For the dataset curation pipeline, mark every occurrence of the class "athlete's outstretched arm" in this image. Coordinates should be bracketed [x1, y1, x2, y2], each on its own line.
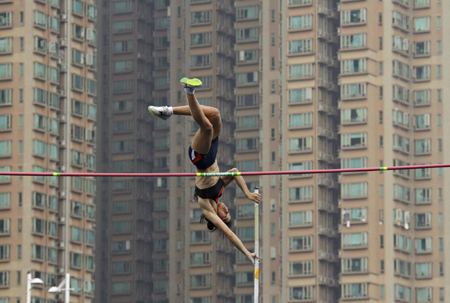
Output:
[199, 199, 257, 264]
[221, 168, 261, 203]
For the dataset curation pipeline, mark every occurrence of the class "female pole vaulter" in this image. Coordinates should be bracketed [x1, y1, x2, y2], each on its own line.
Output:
[149, 77, 261, 264]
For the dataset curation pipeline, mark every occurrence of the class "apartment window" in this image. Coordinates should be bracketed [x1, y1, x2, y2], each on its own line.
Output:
[341, 108, 367, 124]
[191, 32, 211, 46]
[288, 63, 313, 79]
[236, 138, 259, 152]
[341, 158, 367, 169]
[341, 9, 367, 25]
[0, 141, 12, 157]
[437, 65, 442, 79]
[394, 234, 411, 251]
[289, 235, 313, 251]
[437, 41, 441, 55]
[288, 186, 313, 203]
[394, 285, 411, 301]
[414, 0, 430, 7]
[112, 282, 131, 295]
[289, 260, 313, 276]
[113, 1, 132, 13]
[236, 227, 254, 240]
[113, 20, 132, 33]
[342, 258, 368, 273]
[414, 114, 430, 130]
[439, 237, 443, 251]
[287, 286, 315, 302]
[416, 288, 432, 302]
[288, 15, 313, 30]
[289, 162, 313, 176]
[237, 72, 258, 86]
[416, 262, 432, 278]
[190, 230, 211, 243]
[288, 0, 313, 5]
[190, 252, 210, 266]
[191, 54, 211, 68]
[288, 88, 312, 103]
[341, 34, 367, 49]
[393, 85, 410, 103]
[0, 63, 13, 79]
[378, 13, 382, 25]
[414, 17, 430, 32]
[0, 38, 12, 54]
[114, 40, 133, 53]
[191, 10, 211, 24]
[393, 184, 411, 202]
[342, 283, 368, 298]
[341, 58, 367, 74]
[440, 288, 444, 302]
[379, 37, 383, 50]
[392, 11, 410, 30]
[342, 208, 368, 223]
[393, 60, 410, 78]
[289, 211, 313, 227]
[392, 36, 409, 54]
[341, 83, 366, 99]
[414, 139, 431, 155]
[236, 160, 259, 172]
[438, 139, 442, 152]
[288, 113, 313, 128]
[342, 183, 367, 198]
[415, 213, 432, 228]
[436, 16, 441, 30]
[341, 133, 367, 149]
[288, 39, 313, 54]
[413, 41, 430, 57]
[112, 221, 132, 234]
[236, 6, 258, 20]
[415, 238, 432, 253]
[392, 134, 410, 153]
[236, 28, 259, 42]
[288, 137, 312, 152]
[236, 116, 259, 130]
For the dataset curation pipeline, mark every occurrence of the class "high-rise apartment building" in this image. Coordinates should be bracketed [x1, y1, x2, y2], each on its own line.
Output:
[0, 0, 97, 302]
[338, 0, 449, 302]
[97, 0, 449, 303]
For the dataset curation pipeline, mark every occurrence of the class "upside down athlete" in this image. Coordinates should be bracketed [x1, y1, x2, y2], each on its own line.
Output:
[149, 78, 261, 264]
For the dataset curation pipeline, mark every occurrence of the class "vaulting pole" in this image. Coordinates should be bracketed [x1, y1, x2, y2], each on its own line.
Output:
[254, 187, 259, 303]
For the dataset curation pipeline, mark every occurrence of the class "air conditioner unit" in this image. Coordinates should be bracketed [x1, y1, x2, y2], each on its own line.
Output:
[59, 140, 66, 147]
[60, 38, 66, 46]
[60, 14, 67, 20]
[60, 115, 66, 122]
[59, 191, 66, 198]
[57, 242, 65, 249]
[58, 217, 65, 223]
[59, 166, 66, 172]
[59, 89, 65, 96]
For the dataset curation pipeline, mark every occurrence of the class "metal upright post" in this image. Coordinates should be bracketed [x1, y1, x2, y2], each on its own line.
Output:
[254, 187, 259, 303]
[26, 272, 31, 303]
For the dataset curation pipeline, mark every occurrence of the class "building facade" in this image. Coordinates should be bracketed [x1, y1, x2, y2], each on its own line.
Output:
[0, 0, 97, 302]
[97, 0, 450, 303]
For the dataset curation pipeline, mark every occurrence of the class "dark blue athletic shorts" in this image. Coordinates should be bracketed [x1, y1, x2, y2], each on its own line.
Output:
[188, 136, 219, 170]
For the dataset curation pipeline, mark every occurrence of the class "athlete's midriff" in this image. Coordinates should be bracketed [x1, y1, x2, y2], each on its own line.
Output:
[195, 160, 220, 189]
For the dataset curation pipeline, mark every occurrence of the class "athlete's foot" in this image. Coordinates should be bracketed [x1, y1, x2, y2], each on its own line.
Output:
[180, 77, 202, 94]
[148, 106, 171, 120]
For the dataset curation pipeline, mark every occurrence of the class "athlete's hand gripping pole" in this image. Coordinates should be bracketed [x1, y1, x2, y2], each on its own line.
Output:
[254, 187, 260, 303]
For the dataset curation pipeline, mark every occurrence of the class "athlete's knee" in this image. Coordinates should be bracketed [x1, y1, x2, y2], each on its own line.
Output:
[200, 119, 214, 131]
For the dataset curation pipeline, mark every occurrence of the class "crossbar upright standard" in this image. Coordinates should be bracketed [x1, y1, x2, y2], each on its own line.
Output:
[254, 187, 259, 303]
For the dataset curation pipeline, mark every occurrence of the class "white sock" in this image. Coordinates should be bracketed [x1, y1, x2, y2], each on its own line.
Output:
[167, 106, 173, 115]
[184, 87, 195, 95]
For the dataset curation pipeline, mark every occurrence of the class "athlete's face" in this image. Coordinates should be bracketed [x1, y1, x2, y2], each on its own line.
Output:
[217, 202, 231, 223]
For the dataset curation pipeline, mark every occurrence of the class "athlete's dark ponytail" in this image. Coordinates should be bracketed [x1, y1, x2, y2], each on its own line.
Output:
[200, 214, 232, 234]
